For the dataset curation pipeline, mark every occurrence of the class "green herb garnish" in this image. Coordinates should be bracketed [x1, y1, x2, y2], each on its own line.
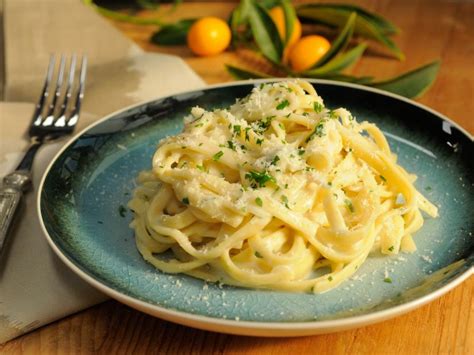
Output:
[380, 175, 387, 182]
[255, 197, 263, 207]
[244, 127, 251, 141]
[213, 151, 224, 161]
[276, 99, 290, 110]
[305, 120, 326, 142]
[388, 246, 394, 252]
[384, 277, 393, 284]
[255, 251, 263, 258]
[182, 197, 190, 205]
[245, 170, 276, 188]
[281, 195, 290, 209]
[227, 140, 236, 151]
[255, 116, 275, 133]
[271, 155, 280, 166]
[328, 110, 339, 119]
[344, 199, 355, 213]
[313, 102, 323, 113]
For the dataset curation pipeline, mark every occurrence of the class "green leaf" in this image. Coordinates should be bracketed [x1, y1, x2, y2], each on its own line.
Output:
[305, 43, 367, 75]
[229, 2, 253, 45]
[225, 64, 271, 80]
[280, 0, 297, 45]
[297, 5, 404, 60]
[370, 60, 440, 98]
[83, 0, 166, 26]
[298, 3, 399, 35]
[230, 1, 250, 30]
[245, 0, 283, 63]
[312, 12, 357, 69]
[258, 0, 281, 10]
[150, 19, 196, 45]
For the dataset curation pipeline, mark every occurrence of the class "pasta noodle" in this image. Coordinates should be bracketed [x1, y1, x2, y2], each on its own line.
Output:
[128, 80, 438, 293]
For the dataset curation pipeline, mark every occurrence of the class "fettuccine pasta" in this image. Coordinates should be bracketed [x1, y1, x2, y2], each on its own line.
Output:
[128, 80, 438, 293]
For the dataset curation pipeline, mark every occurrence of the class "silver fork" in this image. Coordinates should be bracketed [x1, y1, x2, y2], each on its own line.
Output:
[0, 54, 87, 258]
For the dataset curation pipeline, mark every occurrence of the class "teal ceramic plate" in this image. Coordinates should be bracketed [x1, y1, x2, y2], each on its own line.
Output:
[39, 80, 473, 336]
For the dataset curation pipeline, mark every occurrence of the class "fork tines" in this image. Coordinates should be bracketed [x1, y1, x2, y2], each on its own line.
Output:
[29, 54, 87, 136]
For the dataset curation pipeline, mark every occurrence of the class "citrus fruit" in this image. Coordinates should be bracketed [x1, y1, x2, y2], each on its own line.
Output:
[288, 35, 331, 72]
[269, 6, 302, 48]
[187, 17, 231, 56]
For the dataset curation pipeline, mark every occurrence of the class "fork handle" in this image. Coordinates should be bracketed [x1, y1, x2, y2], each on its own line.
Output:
[0, 171, 31, 257]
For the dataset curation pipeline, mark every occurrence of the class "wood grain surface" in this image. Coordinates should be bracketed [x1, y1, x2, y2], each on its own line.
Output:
[1, 0, 473, 353]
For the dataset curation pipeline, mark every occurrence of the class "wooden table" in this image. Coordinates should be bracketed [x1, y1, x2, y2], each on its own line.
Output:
[2, 0, 473, 353]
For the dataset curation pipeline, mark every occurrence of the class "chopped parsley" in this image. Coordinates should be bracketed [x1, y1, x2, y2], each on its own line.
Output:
[255, 251, 263, 258]
[388, 246, 394, 252]
[276, 99, 290, 110]
[245, 127, 251, 141]
[344, 199, 355, 213]
[182, 197, 190, 205]
[270, 155, 280, 166]
[328, 110, 339, 119]
[213, 151, 224, 161]
[384, 277, 393, 284]
[313, 102, 323, 113]
[297, 148, 305, 156]
[245, 170, 276, 188]
[305, 120, 326, 142]
[254, 116, 275, 134]
[281, 195, 290, 209]
[196, 164, 205, 172]
[278, 123, 285, 130]
[226, 140, 236, 151]
[255, 197, 263, 207]
[118, 205, 127, 217]
[256, 138, 264, 145]
[379, 175, 387, 182]
[328, 276, 333, 282]
[233, 125, 241, 135]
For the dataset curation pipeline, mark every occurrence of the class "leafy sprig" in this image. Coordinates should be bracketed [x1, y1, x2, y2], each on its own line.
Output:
[226, 0, 440, 99]
[87, 0, 440, 99]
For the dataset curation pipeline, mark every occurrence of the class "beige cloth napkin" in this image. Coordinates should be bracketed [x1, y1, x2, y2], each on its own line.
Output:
[0, 0, 205, 343]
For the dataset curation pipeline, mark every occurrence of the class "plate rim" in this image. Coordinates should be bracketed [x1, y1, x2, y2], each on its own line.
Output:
[37, 78, 474, 336]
